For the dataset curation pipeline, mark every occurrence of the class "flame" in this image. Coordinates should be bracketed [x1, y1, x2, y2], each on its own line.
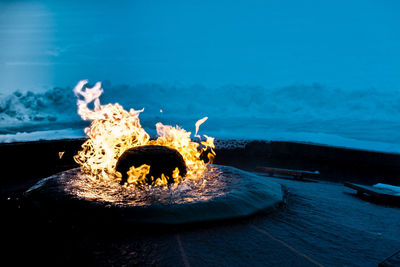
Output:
[126, 164, 151, 186]
[194, 116, 208, 139]
[73, 80, 215, 188]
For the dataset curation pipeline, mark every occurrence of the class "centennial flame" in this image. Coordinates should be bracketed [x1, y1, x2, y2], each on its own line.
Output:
[73, 80, 215, 188]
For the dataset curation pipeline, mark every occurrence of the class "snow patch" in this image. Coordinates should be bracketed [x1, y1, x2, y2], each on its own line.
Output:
[0, 129, 84, 143]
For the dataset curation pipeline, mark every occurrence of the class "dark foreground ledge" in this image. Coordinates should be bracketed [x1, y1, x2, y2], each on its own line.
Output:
[1, 139, 400, 266]
[1, 139, 400, 193]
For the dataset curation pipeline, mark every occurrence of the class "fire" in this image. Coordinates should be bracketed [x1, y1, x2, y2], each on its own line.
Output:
[73, 80, 215, 188]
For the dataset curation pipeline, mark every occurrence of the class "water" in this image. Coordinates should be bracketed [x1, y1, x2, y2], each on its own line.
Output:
[25, 165, 283, 224]
[62, 166, 228, 206]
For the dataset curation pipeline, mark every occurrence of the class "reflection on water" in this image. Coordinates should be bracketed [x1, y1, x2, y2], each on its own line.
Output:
[61, 165, 235, 206]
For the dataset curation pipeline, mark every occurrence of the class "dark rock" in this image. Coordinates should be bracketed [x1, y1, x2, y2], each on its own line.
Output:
[116, 145, 187, 185]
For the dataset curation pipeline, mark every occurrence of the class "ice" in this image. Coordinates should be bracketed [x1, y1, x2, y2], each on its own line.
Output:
[373, 183, 400, 196]
[0, 128, 84, 143]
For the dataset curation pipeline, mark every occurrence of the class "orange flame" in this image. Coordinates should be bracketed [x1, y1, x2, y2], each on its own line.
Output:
[73, 80, 215, 188]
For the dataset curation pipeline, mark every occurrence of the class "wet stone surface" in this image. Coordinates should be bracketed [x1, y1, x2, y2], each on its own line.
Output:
[24, 165, 283, 224]
[3, 169, 400, 266]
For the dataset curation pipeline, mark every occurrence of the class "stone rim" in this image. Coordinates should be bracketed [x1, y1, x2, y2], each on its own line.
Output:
[24, 165, 283, 224]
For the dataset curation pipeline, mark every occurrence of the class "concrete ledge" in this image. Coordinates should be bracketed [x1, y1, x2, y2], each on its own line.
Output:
[1, 139, 400, 192]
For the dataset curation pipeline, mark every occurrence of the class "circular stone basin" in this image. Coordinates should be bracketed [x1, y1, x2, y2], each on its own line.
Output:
[24, 165, 283, 224]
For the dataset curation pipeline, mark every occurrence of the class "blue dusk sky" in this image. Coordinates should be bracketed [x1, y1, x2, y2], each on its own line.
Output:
[0, 0, 399, 92]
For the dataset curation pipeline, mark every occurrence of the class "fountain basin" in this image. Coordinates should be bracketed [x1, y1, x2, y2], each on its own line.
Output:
[24, 165, 283, 224]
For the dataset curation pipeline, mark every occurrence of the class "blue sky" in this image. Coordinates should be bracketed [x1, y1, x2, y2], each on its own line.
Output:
[0, 0, 400, 92]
